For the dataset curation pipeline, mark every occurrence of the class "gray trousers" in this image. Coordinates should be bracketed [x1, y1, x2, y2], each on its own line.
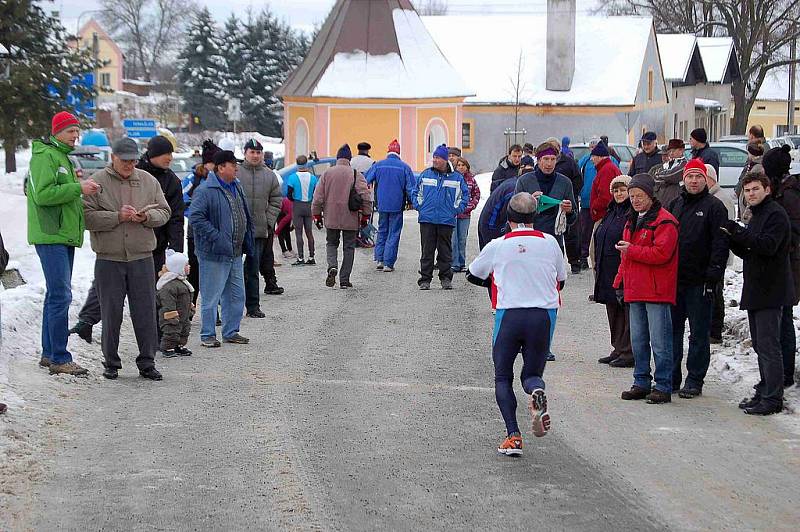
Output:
[326, 229, 357, 283]
[292, 201, 315, 259]
[95, 257, 158, 371]
[747, 308, 784, 407]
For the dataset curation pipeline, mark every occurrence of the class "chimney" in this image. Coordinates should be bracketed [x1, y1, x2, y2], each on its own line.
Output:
[546, 0, 576, 91]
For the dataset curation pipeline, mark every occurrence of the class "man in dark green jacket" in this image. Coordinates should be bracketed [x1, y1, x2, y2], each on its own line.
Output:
[27, 111, 100, 376]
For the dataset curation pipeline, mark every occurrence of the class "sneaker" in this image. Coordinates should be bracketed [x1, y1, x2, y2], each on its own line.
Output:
[305, 257, 316, 265]
[546, 352, 556, 362]
[176, 346, 193, 356]
[744, 401, 782, 416]
[39, 357, 51, 368]
[139, 367, 163, 381]
[69, 320, 93, 344]
[609, 357, 634, 368]
[223, 333, 250, 344]
[376, 262, 384, 270]
[621, 386, 649, 400]
[292, 259, 306, 266]
[441, 279, 453, 290]
[383, 266, 395, 273]
[264, 285, 284, 295]
[497, 433, 523, 456]
[738, 396, 760, 410]
[247, 309, 266, 318]
[102, 367, 118, 379]
[201, 337, 222, 348]
[162, 349, 180, 358]
[340, 281, 353, 289]
[645, 390, 671, 404]
[678, 386, 702, 399]
[419, 282, 431, 290]
[325, 267, 338, 287]
[529, 389, 551, 437]
[49, 361, 89, 376]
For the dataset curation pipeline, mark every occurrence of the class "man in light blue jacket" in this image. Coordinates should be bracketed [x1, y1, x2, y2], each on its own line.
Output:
[365, 139, 416, 272]
[411, 144, 469, 290]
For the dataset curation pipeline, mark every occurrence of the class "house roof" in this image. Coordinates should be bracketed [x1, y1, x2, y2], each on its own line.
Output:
[277, 0, 472, 99]
[656, 34, 706, 83]
[697, 37, 739, 84]
[757, 66, 798, 101]
[77, 19, 124, 61]
[421, 15, 656, 106]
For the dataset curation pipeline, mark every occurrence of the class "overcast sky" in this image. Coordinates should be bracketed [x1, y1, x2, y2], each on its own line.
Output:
[48, 0, 600, 33]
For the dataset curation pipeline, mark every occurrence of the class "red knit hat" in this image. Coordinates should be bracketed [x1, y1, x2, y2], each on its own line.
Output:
[387, 139, 400, 155]
[51, 111, 80, 135]
[683, 158, 707, 178]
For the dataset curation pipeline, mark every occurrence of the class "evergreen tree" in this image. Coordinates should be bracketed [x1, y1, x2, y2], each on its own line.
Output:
[241, 10, 282, 136]
[220, 13, 248, 120]
[0, 0, 102, 173]
[177, 7, 227, 131]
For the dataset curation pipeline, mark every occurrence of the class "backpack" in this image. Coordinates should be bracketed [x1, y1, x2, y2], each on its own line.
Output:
[348, 170, 363, 212]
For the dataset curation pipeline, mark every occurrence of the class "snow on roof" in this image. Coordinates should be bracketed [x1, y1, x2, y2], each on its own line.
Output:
[695, 97, 723, 109]
[757, 67, 798, 101]
[422, 15, 654, 106]
[122, 79, 155, 86]
[311, 9, 472, 98]
[0, 44, 8, 55]
[697, 37, 734, 83]
[656, 34, 697, 82]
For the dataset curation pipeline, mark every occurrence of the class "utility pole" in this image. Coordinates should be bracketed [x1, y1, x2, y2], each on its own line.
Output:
[789, 25, 797, 134]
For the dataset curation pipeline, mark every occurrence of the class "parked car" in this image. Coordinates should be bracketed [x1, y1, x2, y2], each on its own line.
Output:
[277, 157, 338, 184]
[684, 142, 749, 188]
[570, 143, 636, 174]
[169, 154, 201, 180]
[718, 135, 749, 144]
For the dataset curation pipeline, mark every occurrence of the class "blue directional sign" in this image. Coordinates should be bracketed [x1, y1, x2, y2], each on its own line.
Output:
[123, 118, 157, 139]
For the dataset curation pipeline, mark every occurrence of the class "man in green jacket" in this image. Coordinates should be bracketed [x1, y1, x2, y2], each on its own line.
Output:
[27, 111, 100, 376]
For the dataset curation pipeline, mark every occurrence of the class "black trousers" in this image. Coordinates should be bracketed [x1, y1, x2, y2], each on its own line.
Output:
[187, 238, 200, 304]
[747, 308, 784, 407]
[781, 305, 797, 383]
[605, 302, 632, 361]
[564, 224, 581, 266]
[244, 238, 266, 312]
[711, 280, 724, 339]
[258, 229, 278, 287]
[419, 223, 454, 285]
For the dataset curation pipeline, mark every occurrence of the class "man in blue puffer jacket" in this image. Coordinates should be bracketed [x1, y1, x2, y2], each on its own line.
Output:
[188, 150, 254, 348]
[365, 139, 416, 272]
[411, 144, 469, 290]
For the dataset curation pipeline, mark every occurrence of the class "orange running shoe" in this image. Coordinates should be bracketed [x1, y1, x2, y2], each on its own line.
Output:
[497, 433, 523, 456]
[529, 388, 551, 437]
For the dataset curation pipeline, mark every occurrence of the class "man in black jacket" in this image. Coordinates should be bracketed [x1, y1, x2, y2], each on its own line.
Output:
[490, 144, 522, 192]
[724, 169, 795, 415]
[690, 128, 720, 175]
[763, 145, 800, 387]
[667, 159, 729, 398]
[628, 131, 662, 176]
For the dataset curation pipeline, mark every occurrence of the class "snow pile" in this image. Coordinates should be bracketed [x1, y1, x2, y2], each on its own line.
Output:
[213, 132, 285, 160]
[423, 15, 653, 106]
[0, 147, 32, 193]
[696, 37, 735, 84]
[313, 9, 472, 99]
[656, 34, 697, 82]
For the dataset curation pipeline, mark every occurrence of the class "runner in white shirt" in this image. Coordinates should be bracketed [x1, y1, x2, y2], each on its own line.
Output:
[467, 192, 567, 456]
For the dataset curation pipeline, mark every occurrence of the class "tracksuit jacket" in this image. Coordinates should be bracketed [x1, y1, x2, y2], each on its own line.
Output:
[411, 166, 469, 226]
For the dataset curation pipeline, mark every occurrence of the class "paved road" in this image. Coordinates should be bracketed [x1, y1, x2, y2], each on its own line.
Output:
[17, 213, 800, 530]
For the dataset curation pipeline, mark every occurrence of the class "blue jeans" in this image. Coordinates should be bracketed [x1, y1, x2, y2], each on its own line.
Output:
[374, 211, 403, 268]
[451, 217, 471, 270]
[671, 285, 712, 389]
[629, 302, 673, 393]
[35, 244, 75, 364]
[198, 257, 245, 340]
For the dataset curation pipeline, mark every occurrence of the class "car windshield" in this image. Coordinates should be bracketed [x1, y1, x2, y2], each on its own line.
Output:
[718, 147, 748, 167]
[789, 137, 800, 149]
[571, 146, 590, 160]
[74, 155, 106, 169]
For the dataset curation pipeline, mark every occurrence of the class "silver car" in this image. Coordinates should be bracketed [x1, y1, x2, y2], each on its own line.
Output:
[684, 142, 749, 189]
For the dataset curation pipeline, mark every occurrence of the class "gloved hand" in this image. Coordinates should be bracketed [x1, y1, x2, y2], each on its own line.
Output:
[360, 214, 369, 228]
[313, 215, 323, 230]
[720, 219, 742, 236]
[615, 288, 625, 306]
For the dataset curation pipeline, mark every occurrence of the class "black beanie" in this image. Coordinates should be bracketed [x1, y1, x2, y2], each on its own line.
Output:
[690, 128, 708, 144]
[628, 173, 656, 199]
[762, 145, 792, 179]
[336, 144, 352, 160]
[147, 135, 174, 158]
[201, 139, 221, 164]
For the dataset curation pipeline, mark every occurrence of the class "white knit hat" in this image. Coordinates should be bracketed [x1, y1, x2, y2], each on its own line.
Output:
[165, 249, 189, 275]
[705, 164, 718, 183]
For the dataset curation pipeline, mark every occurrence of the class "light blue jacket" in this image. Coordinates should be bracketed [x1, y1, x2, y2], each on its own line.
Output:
[285, 169, 318, 202]
[578, 153, 619, 207]
[411, 167, 469, 227]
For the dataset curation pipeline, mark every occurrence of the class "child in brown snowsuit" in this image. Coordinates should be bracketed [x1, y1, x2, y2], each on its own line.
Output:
[157, 250, 194, 357]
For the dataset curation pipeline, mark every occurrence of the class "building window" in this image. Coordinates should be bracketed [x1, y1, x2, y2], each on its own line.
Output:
[295, 119, 309, 158]
[101, 72, 111, 87]
[461, 122, 472, 150]
[647, 69, 654, 102]
[426, 121, 447, 159]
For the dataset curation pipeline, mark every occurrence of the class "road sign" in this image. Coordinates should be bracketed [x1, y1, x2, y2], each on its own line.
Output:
[227, 98, 241, 122]
[123, 118, 157, 139]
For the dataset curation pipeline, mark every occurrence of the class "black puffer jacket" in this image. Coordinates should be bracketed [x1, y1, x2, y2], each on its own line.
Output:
[490, 156, 520, 192]
[137, 156, 185, 253]
[667, 187, 729, 286]
[772, 173, 800, 304]
[628, 150, 662, 176]
[728, 195, 795, 310]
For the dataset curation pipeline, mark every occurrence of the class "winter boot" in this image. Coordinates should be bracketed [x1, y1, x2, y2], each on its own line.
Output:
[621, 386, 649, 400]
[69, 320, 93, 344]
[49, 361, 89, 377]
[645, 390, 672, 404]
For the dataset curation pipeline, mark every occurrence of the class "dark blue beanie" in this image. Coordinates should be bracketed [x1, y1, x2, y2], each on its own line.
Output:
[591, 142, 610, 157]
[336, 144, 352, 160]
[433, 144, 449, 160]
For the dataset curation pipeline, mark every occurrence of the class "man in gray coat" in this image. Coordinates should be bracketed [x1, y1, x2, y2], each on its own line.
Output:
[239, 138, 283, 317]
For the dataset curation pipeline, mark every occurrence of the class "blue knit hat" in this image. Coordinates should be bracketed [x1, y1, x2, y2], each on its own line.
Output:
[561, 136, 570, 147]
[591, 142, 610, 157]
[336, 144, 352, 160]
[433, 144, 449, 160]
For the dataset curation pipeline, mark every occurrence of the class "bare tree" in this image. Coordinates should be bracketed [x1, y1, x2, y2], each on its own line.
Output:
[507, 49, 527, 147]
[99, 0, 196, 81]
[414, 0, 448, 16]
[600, 0, 800, 134]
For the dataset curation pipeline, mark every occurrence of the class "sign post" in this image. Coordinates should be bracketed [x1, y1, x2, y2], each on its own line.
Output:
[228, 98, 241, 134]
[122, 119, 158, 139]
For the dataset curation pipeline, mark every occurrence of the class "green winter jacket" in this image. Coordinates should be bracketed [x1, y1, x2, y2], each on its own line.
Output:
[26, 137, 84, 247]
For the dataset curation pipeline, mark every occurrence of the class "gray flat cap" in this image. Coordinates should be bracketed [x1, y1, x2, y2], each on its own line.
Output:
[112, 137, 140, 160]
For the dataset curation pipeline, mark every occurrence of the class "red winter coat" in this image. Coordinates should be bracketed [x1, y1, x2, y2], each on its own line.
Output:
[457, 172, 481, 219]
[590, 158, 622, 221]
[612, 206, 679, 305]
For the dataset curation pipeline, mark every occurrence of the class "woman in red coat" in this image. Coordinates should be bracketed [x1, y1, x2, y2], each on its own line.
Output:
[613, 174, 679, 405]
[589, 142, 622, 222]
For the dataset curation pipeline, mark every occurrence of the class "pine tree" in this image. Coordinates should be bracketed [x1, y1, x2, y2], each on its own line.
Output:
[220, 13, 248, 124]
[0, 0, 102, 173]
[177, 7, 227, 131]
[241, 10, 282, 136]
